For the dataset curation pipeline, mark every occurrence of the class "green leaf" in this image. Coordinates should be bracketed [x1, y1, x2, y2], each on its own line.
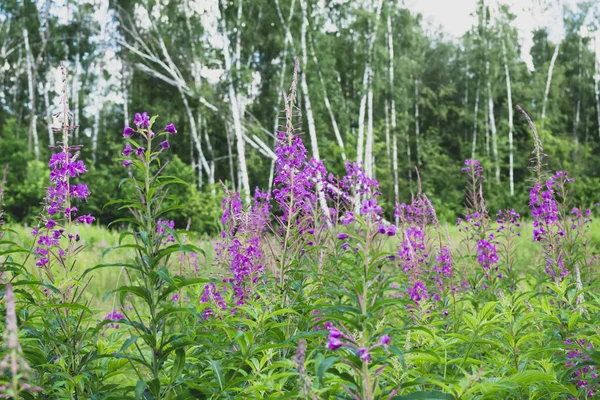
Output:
[392, 391, 455, 400]
[170, 348, 185, 383]
[317, 356, 338, 382]
[135, 380, 147, 400]
[208, 359, 224, 390]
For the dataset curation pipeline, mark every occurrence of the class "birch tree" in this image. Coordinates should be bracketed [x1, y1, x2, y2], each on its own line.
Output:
[502, 39, 514, 196]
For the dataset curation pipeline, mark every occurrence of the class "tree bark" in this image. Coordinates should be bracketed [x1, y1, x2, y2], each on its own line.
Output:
[23, 28, 39, 159]
[502, 39, 514, 196]
[541, 41, 561, 121]
[357, 0, 384, 166]
[300, 0, 330, 220]
[414, 78, 421, 165]
[43, 73, 54, 146]
[472, 80, 480, 160]
[387, 7, 401, 199]
[219, 0, 250, 202]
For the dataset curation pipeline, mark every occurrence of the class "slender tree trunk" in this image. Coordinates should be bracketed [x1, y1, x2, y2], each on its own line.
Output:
[573, 37, 582, 158]
[502, 39, 514, 196]
[464, 60, 470, 142]
[487, 76, 499, 184]
[485, 101, 490, 157]
[272, 0, 296, 191]
[92, 107, 100, 163]
[472, 80, 480, 160]
[225, 124, 236, 192]
[365, 66, 375, 177]
[357, 0, 384, 166]
[300, 0, 330, 220]
[122, 63, 130, 127]
[404, 92, 413, 184]
[23, 28, 39, 159]
[541, 41, 561, 121]
[43, 75, 54, 146]
[595, 46, 600, 139]
[309, 34, 346, 160]
[384, 99, 391, 170]
[414, 78, 421, 165]
[179, 91, 210, 188]
[73, 52, 81, 138]
[220, 0, 250, 203]
[387, 8, 401, 199]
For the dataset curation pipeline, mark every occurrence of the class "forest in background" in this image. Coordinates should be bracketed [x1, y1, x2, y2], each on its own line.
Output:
[0, 0, 599, 234]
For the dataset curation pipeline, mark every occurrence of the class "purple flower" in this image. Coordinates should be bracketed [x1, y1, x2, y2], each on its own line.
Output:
[164, 124, 176, 134]
[327, 337, 343, 351]
[358, 348, 371, 362]
[136, 147, 146, 156]
[160, 140, 169, 149]
[134, 112, 150, 128]
[122, 144, 133, 156]
[380, 335, 391, 346]
[123, 126, 136, 137]
[123, 160, 133, 167]
[337, 233, 349, 240]
[76, 215, 95, 224]
[341, 211, 354, 226]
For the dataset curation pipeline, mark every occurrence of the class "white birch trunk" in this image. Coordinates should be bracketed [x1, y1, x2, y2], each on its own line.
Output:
[472, 80, 480, 160]
[357, 0, 384, 166]
[502, 39, 514, 196]
[92, 107, 100, 163]
[220, 0, 250, 203]
[365, 66, 375, 177]
[573, 37, 582, 155]
[309, 35, 346, 160]
[384, 99, 391, 170]
[404, 94, 413, 184]
[300, 0, 330, 220]
[73, 52, 81, 138]
[487, 76, 499, 184]
[541, 41, 561, 121]
[387, 8, 400, 199]
[414, 78, 421, 165]
[595, 50, 600, 139]
[23, 28, 39, 160]
[225, 124, 236, 192]
[122, 63, 130, 127]
[43, 76, 54, 146]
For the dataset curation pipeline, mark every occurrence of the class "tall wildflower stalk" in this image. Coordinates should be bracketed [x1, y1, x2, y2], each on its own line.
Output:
[99, 112, 203, 398]
[272, 57, 328, 291]
[518, 105, 590, 306]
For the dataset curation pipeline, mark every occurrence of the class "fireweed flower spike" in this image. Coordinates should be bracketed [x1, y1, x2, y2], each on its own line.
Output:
[33, 62, 93, 275]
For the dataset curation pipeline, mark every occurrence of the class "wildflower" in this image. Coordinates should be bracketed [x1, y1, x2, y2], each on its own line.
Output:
[134, 112, 150, 128]
[337, 233, 349, 240]
[76, 215, 95, 224]
[358, 348, 371, 362]
[164, 123, 177, 134]
[123, 160, 133, 167]
[160, 140, 169, 149]
[136, 147, 146, 156]
[122, 144, 133, 156]
[380, 335, 391, 346]
[123, 126, 136, 137]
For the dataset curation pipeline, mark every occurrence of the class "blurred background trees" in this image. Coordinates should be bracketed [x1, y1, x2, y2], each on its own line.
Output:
[0, 0, 599, 232]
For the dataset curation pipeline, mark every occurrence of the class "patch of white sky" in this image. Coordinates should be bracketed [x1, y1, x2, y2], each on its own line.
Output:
[407, 0, 599, 71]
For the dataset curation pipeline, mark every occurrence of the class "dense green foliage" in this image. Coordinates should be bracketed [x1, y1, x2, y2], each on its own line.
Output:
[0, 1, 599, 230]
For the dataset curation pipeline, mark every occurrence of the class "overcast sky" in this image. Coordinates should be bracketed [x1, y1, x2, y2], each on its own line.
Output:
[408, 0, 599, 71]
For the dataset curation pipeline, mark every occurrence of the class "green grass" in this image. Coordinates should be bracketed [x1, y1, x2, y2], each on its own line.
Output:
[6, 218, 600, 314]
[3, 224, 216, 313]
